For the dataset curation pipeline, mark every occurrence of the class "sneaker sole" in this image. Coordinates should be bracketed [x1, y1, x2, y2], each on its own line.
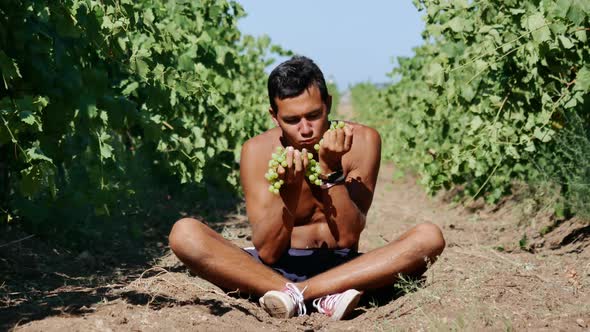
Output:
[260, 291, 292, 318]
[331, 289, 362, 320]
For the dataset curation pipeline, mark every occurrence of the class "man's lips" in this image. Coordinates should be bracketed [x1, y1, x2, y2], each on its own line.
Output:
[299, 139, 315, 145]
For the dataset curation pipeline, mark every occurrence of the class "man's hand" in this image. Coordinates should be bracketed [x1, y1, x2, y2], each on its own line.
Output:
[318, 124, 353, 173]
[276, 146, 310, 186]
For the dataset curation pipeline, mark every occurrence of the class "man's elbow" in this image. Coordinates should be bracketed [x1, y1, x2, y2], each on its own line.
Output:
[336, 218, 364, 249]
[336, 232, 361, 249]
[251, 230, 288, 265]
[257, 246, 283, 265]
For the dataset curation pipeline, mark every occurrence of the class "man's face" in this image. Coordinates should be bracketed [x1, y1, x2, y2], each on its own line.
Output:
[270, 85, 331, 150]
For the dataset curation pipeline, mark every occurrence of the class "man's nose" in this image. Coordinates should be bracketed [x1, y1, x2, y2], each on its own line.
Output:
[299, 120, 313, 135]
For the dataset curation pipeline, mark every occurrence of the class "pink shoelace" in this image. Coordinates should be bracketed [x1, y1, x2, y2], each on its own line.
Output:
[312, 292, 343, 316]
[284, 283, 307, 316]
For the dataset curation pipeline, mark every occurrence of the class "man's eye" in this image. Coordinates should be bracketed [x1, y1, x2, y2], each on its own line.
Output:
[284, 118, 298, 124]
[308, 112, 321, 119]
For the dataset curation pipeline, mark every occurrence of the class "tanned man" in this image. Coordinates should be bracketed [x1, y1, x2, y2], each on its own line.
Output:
[169, 56, 445, 320]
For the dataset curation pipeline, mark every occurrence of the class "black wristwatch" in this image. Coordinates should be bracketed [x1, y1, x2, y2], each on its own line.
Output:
[319, 169, 346, 189]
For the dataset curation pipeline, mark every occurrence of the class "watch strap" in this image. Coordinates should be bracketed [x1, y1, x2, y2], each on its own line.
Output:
[320, 170, 346, 189]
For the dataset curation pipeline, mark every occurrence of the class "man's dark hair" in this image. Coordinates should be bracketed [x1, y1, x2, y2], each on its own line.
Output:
[267, 55, 329, 113]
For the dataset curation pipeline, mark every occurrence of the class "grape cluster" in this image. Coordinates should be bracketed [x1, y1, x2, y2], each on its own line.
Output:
[266, 121, 346, 195]
[313, 121, 346, 152]
[266, 146, 323, 194]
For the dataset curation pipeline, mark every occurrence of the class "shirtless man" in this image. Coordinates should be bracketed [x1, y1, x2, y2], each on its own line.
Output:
[169, 56, 445, 320]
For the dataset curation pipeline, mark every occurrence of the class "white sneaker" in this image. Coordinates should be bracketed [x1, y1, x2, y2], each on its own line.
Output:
[259, 283, 307, 318]
[312, 289, 361, 320]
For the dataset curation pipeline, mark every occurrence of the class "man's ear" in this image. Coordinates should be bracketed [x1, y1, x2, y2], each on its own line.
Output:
[269, 107, 280, 127]
[327, 94, 333, 114]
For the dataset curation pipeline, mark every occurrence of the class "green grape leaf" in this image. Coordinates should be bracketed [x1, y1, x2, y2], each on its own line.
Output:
[551, 0, 571, 18]
[0, 51, 21, 84]
[134, 58, 150, 77]
[533, 127, 554, 143]
[19, 162, 55, 197]
[558, 35, 574, 49]
[19, 111, 42, 131]
[98, 131, 114, 160]
[425, 63, 444, 86]
[470, 116, 483, 132]
[525, 13, 551, 42]
[122, 82, 139, 96]
[25, 147, 53, 163]
[574, 66, 590, 92]
[100, 143, 114, 160]
[567, 0, 590, 24]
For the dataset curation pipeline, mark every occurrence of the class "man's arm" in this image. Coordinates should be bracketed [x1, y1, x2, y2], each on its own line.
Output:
[240, 139, 307, 264]
[319, 126, 381, 248]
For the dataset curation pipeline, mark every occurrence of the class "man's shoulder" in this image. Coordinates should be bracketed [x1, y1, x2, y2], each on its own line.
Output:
[348, 122, 381, 147]
[242, 127, 281, 155]
[344, 122, 381, 171]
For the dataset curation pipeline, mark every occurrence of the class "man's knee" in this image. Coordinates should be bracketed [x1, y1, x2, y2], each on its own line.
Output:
[414, 222, 445, 257]
[169, 217, 206, 256]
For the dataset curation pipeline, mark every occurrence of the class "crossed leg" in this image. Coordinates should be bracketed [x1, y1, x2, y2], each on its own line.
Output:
[169, 217, 289, 296]
[295, 222, 445, 300]
[169, 218, 445, 301]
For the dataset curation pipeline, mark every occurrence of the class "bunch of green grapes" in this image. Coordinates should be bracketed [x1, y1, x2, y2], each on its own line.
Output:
[266, 146, 323, 194]
[306, 154, 323, 187]
[313, 120, 346, 151]
[266, 121, 346, 194]
[265, 146, 286, 194]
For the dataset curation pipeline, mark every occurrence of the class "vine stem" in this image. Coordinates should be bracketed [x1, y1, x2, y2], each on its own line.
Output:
[1, 115, 28, 162]
[473, 156, 503, 199]
[440, 92, 510, 168]
[0, 234, 35, 249]
[1, 73, 8, 90]
[492, 93, 511, 125]
[466, 45, 524, 85]
[450, 22, 559, 74]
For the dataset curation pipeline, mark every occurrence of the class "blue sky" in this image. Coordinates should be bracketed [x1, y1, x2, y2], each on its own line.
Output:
[236, 1, 425, 89]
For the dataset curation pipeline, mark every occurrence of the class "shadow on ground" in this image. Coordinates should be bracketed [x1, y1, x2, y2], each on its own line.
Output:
[0, 193, 243, 330]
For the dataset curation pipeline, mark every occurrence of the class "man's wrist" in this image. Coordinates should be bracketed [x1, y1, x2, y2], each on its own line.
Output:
[320, 169, 346, 189]
[319, 160, 342, 175]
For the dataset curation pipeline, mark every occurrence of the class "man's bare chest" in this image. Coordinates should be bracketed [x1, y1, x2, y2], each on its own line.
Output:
[292, 181, 327, 226]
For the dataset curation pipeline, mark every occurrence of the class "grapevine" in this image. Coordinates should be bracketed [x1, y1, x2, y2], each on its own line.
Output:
[352, 0, 589, 207]
[0, 0, 279, 243]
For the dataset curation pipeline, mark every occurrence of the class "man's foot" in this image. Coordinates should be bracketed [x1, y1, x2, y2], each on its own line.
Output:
[312, 289, 361, 320]
[259, 283, 306, 318]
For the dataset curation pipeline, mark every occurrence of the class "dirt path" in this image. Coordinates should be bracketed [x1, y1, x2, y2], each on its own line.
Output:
[9, 98, 590, 331]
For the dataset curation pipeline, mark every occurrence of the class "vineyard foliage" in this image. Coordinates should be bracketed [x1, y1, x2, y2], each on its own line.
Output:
[354, 0, 589, 215]
[0, 0, 280, 241]
[327, 81, 340, 115]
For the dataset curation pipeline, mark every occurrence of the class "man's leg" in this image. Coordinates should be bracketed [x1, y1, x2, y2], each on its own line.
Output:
[295, 222, 445, 300]
[168, 217, 290, 296]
